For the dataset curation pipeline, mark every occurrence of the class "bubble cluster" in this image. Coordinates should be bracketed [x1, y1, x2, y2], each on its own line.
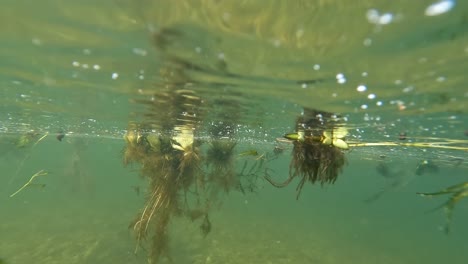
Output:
[71, 61, 101, 71]
[366, 9, 395, 25]
[336, 73, 346, 84]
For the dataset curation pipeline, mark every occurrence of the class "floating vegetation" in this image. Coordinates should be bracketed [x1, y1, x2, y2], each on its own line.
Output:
[417, 182, 468, 234]
[126, 126, 200, 262]
[3, 131, 49, 185]
[125, 122, 205, 263]
[122, 82, 468, 261]
[263, 108, 467, 203]
[124, 121, 263, 262]
[15, 131, 46, 148]
[10, 169, 48, 197]
[348, 138, 468, 151]
[265, 108, 348, 199]
[238, 149, 259, 157]
[349, 137, 466, 226]
[123, 47, 266, 262]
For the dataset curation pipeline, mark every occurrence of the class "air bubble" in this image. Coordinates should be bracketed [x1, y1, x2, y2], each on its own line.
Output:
[425, 0, 455, 16]
[357, 85, 367, 92]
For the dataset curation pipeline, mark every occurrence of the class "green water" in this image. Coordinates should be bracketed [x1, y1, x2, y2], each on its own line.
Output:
[1, 1, 467, 263]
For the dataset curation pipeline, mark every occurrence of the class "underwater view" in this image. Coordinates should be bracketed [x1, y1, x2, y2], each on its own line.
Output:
[1, 0, 467, 263]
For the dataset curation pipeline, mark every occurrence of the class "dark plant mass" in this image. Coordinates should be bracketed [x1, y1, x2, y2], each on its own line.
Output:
[122, 28, 266, 263]
[266, 108, 348, 199]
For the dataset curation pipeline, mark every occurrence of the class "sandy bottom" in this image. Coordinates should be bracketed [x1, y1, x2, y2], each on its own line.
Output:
[1, 165, 467, 264]
[3, 192, 466, 264]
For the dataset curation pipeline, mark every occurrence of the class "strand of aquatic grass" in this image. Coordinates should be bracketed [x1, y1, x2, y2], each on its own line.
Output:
[348, 141, 468, 151]
[9, 132, 49, 185]
[10, 169, 48, 197]
[417, 182, 468, 234]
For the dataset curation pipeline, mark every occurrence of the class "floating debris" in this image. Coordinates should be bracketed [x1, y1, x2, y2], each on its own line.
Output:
[15, 131, 47, 148]
[417, 181, 468, 234]
[56, 130, 65, 142]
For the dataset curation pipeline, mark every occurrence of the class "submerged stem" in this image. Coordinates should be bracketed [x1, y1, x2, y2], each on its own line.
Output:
[264, 173, 296, 188]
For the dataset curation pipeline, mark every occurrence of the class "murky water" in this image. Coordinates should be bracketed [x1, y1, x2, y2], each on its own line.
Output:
[1, 1, 467, 263]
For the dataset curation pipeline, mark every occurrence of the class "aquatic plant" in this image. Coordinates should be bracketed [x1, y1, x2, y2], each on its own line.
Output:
[265, 108, 348, 199]
[125, 123, 206, 263]
[9, 169, 48, 197]
[122, 48, 266, 260]
[417, 181, 468, 234]
[205, 140, 237, 194]
[124, 81, 208, 263]
[15, 131, 45, 148]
